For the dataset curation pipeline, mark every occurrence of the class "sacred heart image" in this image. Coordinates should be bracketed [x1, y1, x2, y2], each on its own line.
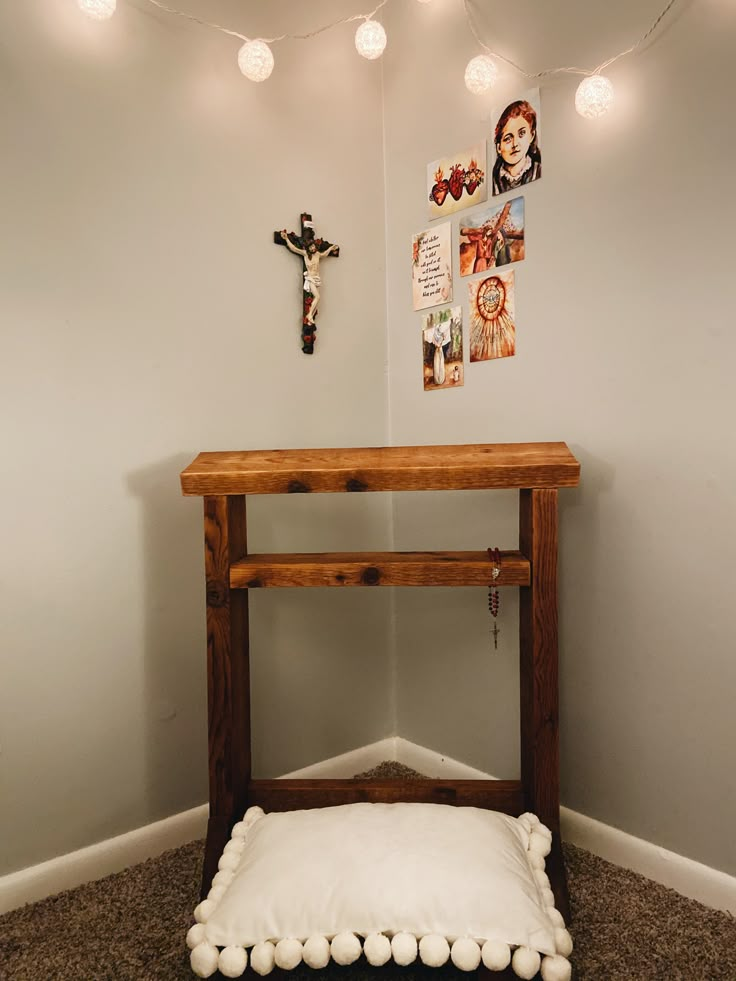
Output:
[427, 142, 487, 220]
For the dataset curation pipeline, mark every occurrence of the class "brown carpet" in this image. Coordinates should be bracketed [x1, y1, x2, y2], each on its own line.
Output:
[1, 765, 735, 980]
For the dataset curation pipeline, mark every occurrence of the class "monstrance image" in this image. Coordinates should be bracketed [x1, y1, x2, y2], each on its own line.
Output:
[468, 270, 516, 362]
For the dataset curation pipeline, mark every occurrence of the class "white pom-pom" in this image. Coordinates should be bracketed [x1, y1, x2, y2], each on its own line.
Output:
[511, 946, 541, 979]
[541, 954, 572, 981]
[190, 942, 220, 978]
[303, 935, 331, 969]
[419, 934, 450, 967]
[364, 934, 392, 966]
[481, 939, 511, 971]
[231, 821, 248, 838]
[250, 942, 276, 976]
[534, 870, 551, 890]
[451, 938, 481, 971]
[546, 907, 566, 929]
[520, 812, 540, 828]
[528, 853, 546, 871]
[224, 838, 245, 855]
[218, 852, 240, 871]
[554, 929, 573, 957]
[391, 932, 418, 965]
[529, 832, 552, 857]
[219, 946, 248, 978]
[212, 869, 234, 888]
[194, 900, 216, 923]
[331, 932, 362, 966]
[541, 887, 556, 907]
[207, 884, 226, 904]
[244, 805, 265, 826]
[186, 923, 207, 950]
[275, 938, 303, 970]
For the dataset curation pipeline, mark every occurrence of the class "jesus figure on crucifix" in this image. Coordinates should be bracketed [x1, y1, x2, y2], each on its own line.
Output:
[279, 231, 339, 325]
[275, 212, 340, 354]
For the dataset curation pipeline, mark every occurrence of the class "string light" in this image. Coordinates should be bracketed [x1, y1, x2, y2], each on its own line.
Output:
[78, 0, 684, 120]
[464, 54, 498, 95]
[77, 0, 116, 20]
[238, 40, 274, 82]
[355, 19, 387, 60]
[575, 74, 614, 118]
[462, 0, 682, 118]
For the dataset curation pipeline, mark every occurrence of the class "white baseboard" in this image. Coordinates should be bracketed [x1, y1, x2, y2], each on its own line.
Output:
[3, 738, 735, 917]
[394, 737, 498, 780]
[0, 804, 208, 916]
[560, 806, 736, 915]
[0, 740, 396, 914]
[279, 737, 398, 778]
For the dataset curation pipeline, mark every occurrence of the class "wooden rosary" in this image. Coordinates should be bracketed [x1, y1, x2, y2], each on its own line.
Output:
[488, 547, 501, 649]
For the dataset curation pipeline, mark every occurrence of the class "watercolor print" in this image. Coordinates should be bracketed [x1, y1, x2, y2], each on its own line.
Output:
[468, 269, 515, 362]
[459, 196, 525, 277]
[422, 306, 464, 391]
[491, 89, 542, 196]
[412, 222, 453, 311]
[427, 142, 487, 220]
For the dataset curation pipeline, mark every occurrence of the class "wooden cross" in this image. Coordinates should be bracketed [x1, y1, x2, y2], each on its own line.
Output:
[492, 619, 500, 650]
[274, 212, 340, 355]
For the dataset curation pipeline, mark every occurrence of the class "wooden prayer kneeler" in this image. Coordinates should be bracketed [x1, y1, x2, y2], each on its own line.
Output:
[180, 442, 581, 973]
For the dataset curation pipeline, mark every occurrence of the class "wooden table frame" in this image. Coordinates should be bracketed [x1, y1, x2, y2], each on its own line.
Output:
[180, 442, 581, 936]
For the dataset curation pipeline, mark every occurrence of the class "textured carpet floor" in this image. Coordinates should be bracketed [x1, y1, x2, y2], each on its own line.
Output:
[2, 764, 734, 980]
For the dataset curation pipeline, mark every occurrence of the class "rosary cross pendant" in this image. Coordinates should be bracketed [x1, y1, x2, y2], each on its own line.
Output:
[274, 212, 340, 355]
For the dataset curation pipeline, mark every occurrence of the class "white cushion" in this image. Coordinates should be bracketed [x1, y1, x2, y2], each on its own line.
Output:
[188, 802, 571, 979]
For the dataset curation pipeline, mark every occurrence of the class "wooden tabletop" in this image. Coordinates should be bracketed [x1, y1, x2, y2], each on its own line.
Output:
[180, 443, 580, 496]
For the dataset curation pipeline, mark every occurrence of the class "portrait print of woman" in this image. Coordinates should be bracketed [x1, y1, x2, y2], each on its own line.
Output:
[491, 90, 542, 196]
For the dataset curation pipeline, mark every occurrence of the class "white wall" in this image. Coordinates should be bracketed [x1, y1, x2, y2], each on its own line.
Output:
[383, 0, 736, 875]
[3, 0, 736, 886]
[0, 0, 392, 876]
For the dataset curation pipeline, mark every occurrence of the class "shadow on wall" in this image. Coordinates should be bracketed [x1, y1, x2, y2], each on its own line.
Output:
[127, 454, 210, 822]
[557, 444, 615, 798]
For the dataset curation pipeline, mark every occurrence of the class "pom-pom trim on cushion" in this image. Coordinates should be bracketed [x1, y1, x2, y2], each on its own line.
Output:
[187, 806, 572, 979]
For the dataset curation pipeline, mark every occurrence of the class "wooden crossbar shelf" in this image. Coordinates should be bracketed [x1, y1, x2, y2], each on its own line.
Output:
[247, 778, 525, 812]
[230, 550, 530, 588]
[180, 442, 580, 496]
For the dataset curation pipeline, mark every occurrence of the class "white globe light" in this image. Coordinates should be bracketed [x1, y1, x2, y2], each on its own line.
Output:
[464, 55, 498, 95]
[575, 74, 614, 119]
[237, 40, 274, 82]
[355, 20, 387, 60]
[77, 0, 116, 20]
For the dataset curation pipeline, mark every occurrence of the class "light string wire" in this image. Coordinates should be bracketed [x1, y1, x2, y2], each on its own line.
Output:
[137, 0, 683, 75]
[463, 0, 685, 78]
[139, 0, 389, 45]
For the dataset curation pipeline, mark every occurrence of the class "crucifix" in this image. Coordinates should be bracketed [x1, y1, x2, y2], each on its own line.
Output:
[274, 212, 340, 355]
[491, 620, 500, 650]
